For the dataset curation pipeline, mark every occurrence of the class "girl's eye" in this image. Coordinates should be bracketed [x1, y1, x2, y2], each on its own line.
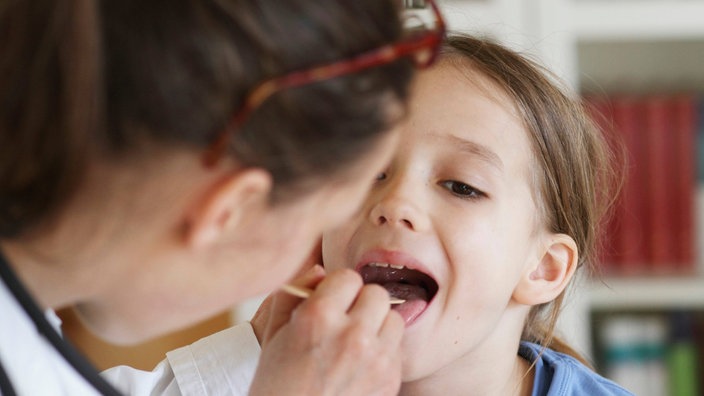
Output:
[375, 172, 387, 181]
[440, 180, 484, 199]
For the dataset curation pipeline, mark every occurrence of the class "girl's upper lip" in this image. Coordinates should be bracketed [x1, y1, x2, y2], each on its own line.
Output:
[355, 249, 436, 279]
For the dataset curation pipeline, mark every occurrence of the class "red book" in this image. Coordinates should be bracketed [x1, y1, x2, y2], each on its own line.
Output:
[583, 95, 619, 275]
[642, 95, 675, 273]
[611, 96, 648, 275]
[670, 94, 697, 273]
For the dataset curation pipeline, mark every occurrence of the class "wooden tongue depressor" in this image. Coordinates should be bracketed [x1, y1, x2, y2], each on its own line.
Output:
[281, 284, 405, 305]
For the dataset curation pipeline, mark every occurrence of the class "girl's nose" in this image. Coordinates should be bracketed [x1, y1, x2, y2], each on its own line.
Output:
[368, 185, 429, 232]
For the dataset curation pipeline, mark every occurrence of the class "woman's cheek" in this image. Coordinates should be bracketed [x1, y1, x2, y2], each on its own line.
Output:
[321, 232, 351, 270]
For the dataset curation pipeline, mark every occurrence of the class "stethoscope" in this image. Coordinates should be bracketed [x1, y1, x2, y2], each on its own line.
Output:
[0, 251, 121, 395]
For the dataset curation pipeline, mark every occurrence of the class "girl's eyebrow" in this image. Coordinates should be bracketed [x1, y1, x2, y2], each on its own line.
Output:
[433, 133, 504, 171]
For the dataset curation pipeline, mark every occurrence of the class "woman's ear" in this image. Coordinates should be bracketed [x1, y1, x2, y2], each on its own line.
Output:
[513, 233, 578, 306]
[183, 168, 272, 249]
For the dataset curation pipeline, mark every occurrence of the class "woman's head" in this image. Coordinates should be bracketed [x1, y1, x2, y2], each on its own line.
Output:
[0, 0, 415, 237]
[0, 0, 427, 342]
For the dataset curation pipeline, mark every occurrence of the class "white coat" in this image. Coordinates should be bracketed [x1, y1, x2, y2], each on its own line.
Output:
[1, 278, 260, 395]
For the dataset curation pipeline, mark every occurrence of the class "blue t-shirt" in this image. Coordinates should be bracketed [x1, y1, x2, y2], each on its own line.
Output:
[519, 341, 634, 396]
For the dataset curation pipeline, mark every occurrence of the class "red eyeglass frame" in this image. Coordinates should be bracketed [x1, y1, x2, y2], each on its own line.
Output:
[202, 0, 446, 167]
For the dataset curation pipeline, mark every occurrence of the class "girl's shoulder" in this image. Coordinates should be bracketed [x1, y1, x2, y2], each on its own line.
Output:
[519, 341, 635, 396]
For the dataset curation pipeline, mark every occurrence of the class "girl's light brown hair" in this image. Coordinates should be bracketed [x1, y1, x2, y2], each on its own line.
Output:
[441, 34, 619, 365]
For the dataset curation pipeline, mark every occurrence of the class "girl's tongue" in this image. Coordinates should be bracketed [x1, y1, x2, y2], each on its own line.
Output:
[385, 282, 429, 324]
[359, 265, 437, 325]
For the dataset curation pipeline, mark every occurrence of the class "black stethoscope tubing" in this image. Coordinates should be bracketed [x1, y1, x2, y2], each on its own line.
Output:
[0, 355, 17, 396]
[0, 251, 122, 395]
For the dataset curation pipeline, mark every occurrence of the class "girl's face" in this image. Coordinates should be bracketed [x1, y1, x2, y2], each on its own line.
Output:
[322, 63, 548, 382]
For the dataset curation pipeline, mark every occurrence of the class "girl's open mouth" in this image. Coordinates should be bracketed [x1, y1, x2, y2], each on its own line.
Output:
[358, 262, 438, 324]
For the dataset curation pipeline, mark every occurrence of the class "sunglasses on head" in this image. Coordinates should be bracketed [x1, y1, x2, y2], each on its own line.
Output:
[202, 0, 446, 167]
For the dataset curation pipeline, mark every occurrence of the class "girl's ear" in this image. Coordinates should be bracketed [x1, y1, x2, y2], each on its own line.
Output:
[513, 233, 578, 306]
[183, 168, 272, 249]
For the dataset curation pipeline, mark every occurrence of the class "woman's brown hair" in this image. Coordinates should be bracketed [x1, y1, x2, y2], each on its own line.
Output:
[0, 0, 414, 238]
[441, 34, 619, 365]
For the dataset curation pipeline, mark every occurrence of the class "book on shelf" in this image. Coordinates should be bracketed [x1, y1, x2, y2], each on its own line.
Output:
[594, 310, 702, 396]
[666, 311, 700, 396]
[584, 93, 698, 276]
[583, 96, 620, 274]
[597, 314, 668, 396]
[670, 94, 697, 273]
[643, 95, 674, 272]
[697, 96, 704, 183]
[695, 311, 704, 395]
[612, 96, 648, 275]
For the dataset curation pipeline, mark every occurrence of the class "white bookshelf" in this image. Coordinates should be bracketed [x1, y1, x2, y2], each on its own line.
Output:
[572, 1, 704, 41]
[440, 0, 531, 48]
[589, 277, 704, 311]
[438, 0, 704, 360]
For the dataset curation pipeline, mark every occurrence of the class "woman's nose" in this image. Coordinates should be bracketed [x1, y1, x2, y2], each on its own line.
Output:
[368, 182, 429, 232]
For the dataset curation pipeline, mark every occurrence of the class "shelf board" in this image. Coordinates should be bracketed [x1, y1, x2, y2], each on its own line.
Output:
[588, 276, 704, 310]
[441, 0, 494, 30]
[573, 1, 704, 41]
[440, 0, 531, 49]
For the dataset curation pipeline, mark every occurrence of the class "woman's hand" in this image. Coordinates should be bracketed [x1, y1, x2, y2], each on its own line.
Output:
[249, 267, 405, 396]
